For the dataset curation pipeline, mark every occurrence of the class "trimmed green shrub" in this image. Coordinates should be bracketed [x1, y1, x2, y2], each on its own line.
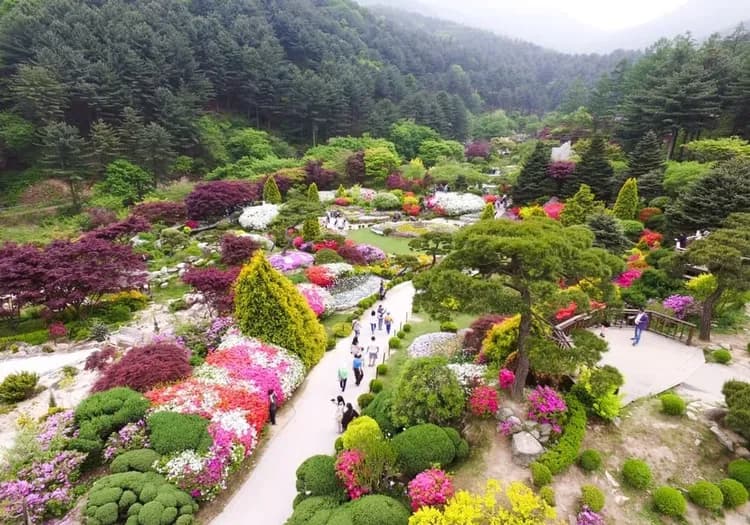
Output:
[660, 393, 686, 416]
[396, 330, 405, 339]
[234, 252, 326, 368]
[314, 248, 343, 264]
[95, 501, 119, 524]
[391, 424, 456, 477]
[376, 364, 388, 376]
[348, 494, 410, 525]
[718, 478, 749, 508]
[334, 437, 343, 453]
[688, 480, 724, 511]
[388, 337, 402, 349]
[539, 486, 555, 507]
[147, 412, 212, 455]
[341, 416, 383, 451]
[578, 450, 602, 472]
[618, 219, 645, 240]
[286, 496, 340, 525]
[531, 462, 552, 487]
[439, 321, 458, 333]
[653, 486, 686, 517]
[358, 393, 375, 410]
[622, 459, 652, 489]
[713, 348, 732, 364]
[728, 459, 750, 489]
[402, 324, 412, 333]
[580, 485, 605, 512]
[369, 379, 383, 394]
[362, 390, 398, 438]
[295, 455, 346, 502]
[332, 322, 352, 338]
[110, 449, 160, 473]
[441, 426, 461, 449]
[0, 371, 39, 403]
[455, 439, 470, 461]
[538, 396, 586, 474]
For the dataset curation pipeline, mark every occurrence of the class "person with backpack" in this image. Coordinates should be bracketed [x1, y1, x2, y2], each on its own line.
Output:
[341, 403, 359, 431]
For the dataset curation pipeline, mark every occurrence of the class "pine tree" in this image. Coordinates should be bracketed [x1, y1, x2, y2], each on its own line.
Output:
[512, 141, 552, 204]
[263, 176, 282, 204]
[612, 178, 640, 220]
[560, 184, 604, 226]
[629, 131, 664, 177]
[573, 135, 614, 202]
[307, 182, 319, 202]
[480, 203, 495, 220]
[234, 252, 326, 368]
[88, 119, 121, 175]
[637, 169, 665, 203]
[137, 122, 174, 184]
[39, 121, 88, 211]
[302, 217, 320, 240]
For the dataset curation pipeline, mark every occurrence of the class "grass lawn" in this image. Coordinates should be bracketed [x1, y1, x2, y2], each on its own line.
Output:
[151, 281, 192, 303]
[347, 229, 417, 255]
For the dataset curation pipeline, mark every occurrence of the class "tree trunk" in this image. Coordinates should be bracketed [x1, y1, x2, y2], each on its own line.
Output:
[699, 285, 724, 341]
[511, 287, 532, 400]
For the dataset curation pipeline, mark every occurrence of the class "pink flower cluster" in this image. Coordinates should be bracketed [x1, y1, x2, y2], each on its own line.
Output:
[662, 294, 694, 319]
[37, 409, 76, 450]
[335, 450, 369, 500]
[296, 283, 333, 317]
[498, 369, 515, 390]
[469, 386, 499, 418]
[614, 268, 643, 288]
[103, 420, 149, 461]
[543, 201, 564, 220]
[527, 386, 567, 434]
[407, 468, 455, 511]
[576, 506, 605, 525]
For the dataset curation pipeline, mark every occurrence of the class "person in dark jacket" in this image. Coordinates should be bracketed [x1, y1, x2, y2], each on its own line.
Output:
[341, 403, 359, 431]
[631, 307, 650, 346]
[268, 389, 277, 425]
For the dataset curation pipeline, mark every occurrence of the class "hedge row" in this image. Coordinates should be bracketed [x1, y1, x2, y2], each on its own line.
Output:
[538, 396, 587, 475]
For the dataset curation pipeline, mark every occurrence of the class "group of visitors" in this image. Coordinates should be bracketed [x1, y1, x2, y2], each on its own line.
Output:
[324, 210, 347, 231]
[332, 395, 359, 433]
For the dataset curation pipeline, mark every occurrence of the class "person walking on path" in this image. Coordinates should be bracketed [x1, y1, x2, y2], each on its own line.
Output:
[350, 336, 361, 356]
[352, 353, 364, 386]
[377, 304, 385, 331]
[384, 312, 393, 335]
[332, 395, 345, 433]
[341, 403, 359, 431]
[379, 280, 386, 301]
[352, 319, 361, 339]
[268, 389, 277, 425]
[369, 311, 377, 334]
[631, 307, 649, 346]
[366, 336, 379, 367]
[337, 363, 349, 392]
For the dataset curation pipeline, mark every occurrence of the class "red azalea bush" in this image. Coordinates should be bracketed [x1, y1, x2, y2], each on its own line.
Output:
[614, 268, 643, 288]
[334, 197, 351, 206]
[185, 180, 261, 220]
[220, 234, 260, 266]
[131, 201, 187, 225]
[184, 220, 199, 230]
[92, 341, 192, 393]
[499, 369, 515, 390]
[408, 468, 455, 511]
[555, 302, 577, 321]
[483, 195, 498, 204]
[85, 347, 117, 371]
[84, 215, 151, 242]
[306, 266, 335, 287]
[469, 386, 499, 418]
[182, 266, 240, 314]
[403, 203, 421, 216]
[638, 207, 662, 223]
[336, 244, 367, 265]
[639, 229, 663, 249]
[48, 321, 67, 340]
[464, 314, 507, 354]
[293, 236, 304, 249]
[313, 239, 339, 252]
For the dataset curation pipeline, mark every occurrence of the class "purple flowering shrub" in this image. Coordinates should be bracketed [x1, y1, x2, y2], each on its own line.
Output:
[527, 386, 567, 433]
[576, 506, 605, 525]
[102, 420, 150, 461]
[662, 294, 694, 319]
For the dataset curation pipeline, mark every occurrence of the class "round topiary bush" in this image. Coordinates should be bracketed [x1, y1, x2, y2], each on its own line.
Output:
[358, 393, 375, 410]
[728, 459, 750, 489]
[718, 478, 749, 508]
[147, 412, 212, 456]
[622, 459, 652, 489]
[531, 462, 552, 487]
[286, 496, 340, 525]
[539, 486, 555, 507]
[295, 455, 345, 501]
[376, 364, 388, 376]
[660, 393, 686, 416]
[402, 324, 412, 333]
[348, 494, 410, 525]
[578, 450, 602, 472]
[391, 424, 456, 477]
[388, 337, 402, 349]
[580, 484, 605, 512]
[110, 449, 160, 474]
[713, 349, 732, 364]
[439, 321, 458, 333]
[341, 416, 383, 451]
[315, 248, 344, 264]
[396, 330, 406, 339]
[369, 379, 383, 394]
[652, 486, 686, 517]
[0, 371, 39, 403]
[688, 480, 724, 511]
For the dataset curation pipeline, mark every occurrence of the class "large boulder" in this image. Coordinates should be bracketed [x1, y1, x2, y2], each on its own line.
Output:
[511, 431, 544, 467]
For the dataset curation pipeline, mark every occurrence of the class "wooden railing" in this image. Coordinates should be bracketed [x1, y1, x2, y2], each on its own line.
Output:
[613, 308, 695, 345]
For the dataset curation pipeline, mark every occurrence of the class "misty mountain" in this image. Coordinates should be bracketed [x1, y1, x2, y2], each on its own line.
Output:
[357, 0, 750, 53]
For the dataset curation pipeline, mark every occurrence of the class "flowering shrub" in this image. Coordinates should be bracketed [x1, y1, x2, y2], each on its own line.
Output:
[355, 243, 386, 263]
[306, 265, 335, 287]
[334, 197, 351, 206]
[625, 251, 648, 269]
[335, 449, 369, 499]
[408, 332, 462, 358]
[238, 203, 279, 230]
[469, 386, 499, 418]
[184, 220, 200, 230]
[337, 244, 368, 265]
[499, 369, 515, 390]
[37, 409, 76, 451]
[268, 250, 314, 272]
[403, 203, 421, 216]
[543, 201, 564, 220]
[576, 506, 605, 525]
[638, 207, 662, 223]
[527, 386, 567, 433]
[103, 420, 150, 461]
[662, 294, 694, 319]
[48, 321, 67, 340]
[614, 268, 643, 288]
[464, 314, 507, 354]
[639, 229, 663, 249]
[426, 192, 486, 216]
[447, 363, 488, 390]
[312, 239, 339, 252]
[483, 195, 498, 203]
[408, 468, 455, 511]
[554, 302, 577, 321]
[296, 283, 333, 317]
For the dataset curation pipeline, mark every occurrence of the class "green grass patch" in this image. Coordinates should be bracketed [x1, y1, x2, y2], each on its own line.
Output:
[346, 229, 417, 255]
[322, 313, 351, 332]
[151, 282, 192, 304]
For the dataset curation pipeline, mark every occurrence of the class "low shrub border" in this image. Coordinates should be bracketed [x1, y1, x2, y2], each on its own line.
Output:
[538, 396, 586, 475]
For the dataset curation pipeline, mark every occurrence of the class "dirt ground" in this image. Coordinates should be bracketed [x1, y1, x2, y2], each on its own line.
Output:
[453, 398, 749, 524]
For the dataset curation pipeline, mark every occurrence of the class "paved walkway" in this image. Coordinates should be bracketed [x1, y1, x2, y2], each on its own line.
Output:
[598, 326, 706, 404]
[212, 282, 415, 525]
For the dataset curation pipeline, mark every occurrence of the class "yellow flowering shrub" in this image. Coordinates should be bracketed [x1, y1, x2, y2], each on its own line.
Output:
[519, 206, 547, 219]
[481, 315, 520, 365]
[685, 273, 717, 301]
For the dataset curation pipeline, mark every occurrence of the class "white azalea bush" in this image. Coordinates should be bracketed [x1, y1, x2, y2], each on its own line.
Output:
[447, 363, 489, 390]
[238, 203, 279, 230]
[319, 262, 354, 279]
[407, 332, 463, 358]
[427, 192, 486, 216]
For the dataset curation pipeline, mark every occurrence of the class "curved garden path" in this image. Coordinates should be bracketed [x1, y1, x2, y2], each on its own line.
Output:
[211, 281, 415, 525]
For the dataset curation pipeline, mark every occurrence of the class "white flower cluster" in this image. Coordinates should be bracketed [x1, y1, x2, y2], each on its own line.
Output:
[157, 449, 206, 480]
[238, 203, 279, 230]
[212, 409, 255, 444]
[447, 363, 489, 389]
[407, 332, 462, 358]
[431, 192, 486, 216]
[320, 262, 353, 278]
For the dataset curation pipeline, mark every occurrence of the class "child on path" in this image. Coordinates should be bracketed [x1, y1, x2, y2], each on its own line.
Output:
[367, 336, 379, 367]
[352, 353, 364, 386]
[268, 389, 277, 425]
[337, 363, 349, 392]
[370, 311, 377, 334]
[384, 312, 393, 335]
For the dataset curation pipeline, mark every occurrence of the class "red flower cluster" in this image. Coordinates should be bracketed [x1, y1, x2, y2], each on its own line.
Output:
[483, 195, 498, 204]
[402, 203, 420, 216]
[555, 302, 577, 321]
[639, 229, 663, 248]
[305, 265, 335, 287]
[469, 386, 499, 418]
[312, 239, 339, 252]
[334, 197, 351, 206]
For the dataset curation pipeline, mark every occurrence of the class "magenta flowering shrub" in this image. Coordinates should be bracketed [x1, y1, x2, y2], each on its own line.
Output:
[0, 451, 86, 524]
[576, 506, 605, 525]
[498, 419, 515, 436]
[469, 386, 499, 418]
[335, 449, 369, 499]
[407, 468, 455, 511]
[614, 268, 643, 288]
[499, 368, 515, 390]
[37, 409, 76, 451]
[102, 420, 150, 461]
[296, 283, 333, 317]
[662, 294, 694, 319]
[527, 386, 567, 433]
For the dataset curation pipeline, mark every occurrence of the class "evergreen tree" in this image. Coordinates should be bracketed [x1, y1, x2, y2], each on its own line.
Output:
[612, 178, 640, 220]
[637, 169, 665, 203]
[480, 203, 495, 220]
[586, 213, 631, 254]
[512, 141, 552, 204]
[88, 119, 121, 175]
[234, 252, 326, 368]
[307, 182, 319, 203]
[573, 135, 614, 202]
[560, 184, 604, 226]
[628, 131, 664, 177]
[137, 122, 175, 184]
[263, 176, 282, 204]
[302, 217, 320, 240]
[39, 121, 87, 211]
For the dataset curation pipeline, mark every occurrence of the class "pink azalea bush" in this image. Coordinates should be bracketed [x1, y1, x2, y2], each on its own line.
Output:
[296, 283, 333, 317]
[614, 268, 643, 288]
[543, 201, 564, 220]
[527, 385, 567, 433]
[469, 386, 499, 418]
[335, 449, 369, 499]
[407, 468, 455, 511]
[268, 250, 314, 272]
[498, 368, 515, 390]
